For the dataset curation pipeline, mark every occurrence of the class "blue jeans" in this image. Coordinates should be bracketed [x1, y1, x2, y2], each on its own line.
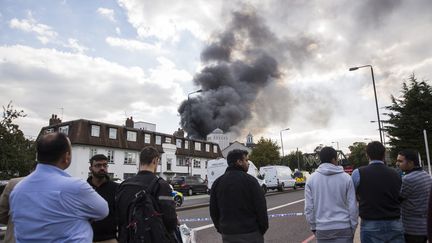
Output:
[360, 219, 405, 243]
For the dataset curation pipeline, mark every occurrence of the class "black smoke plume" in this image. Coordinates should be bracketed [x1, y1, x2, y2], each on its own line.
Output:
[178, 10, 281, 139]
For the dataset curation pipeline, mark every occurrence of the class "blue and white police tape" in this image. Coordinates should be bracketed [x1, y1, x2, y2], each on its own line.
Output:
[179, 212, 304, 223]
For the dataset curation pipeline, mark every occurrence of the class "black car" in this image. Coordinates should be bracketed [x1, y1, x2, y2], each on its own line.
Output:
[170, 176, 208, 196]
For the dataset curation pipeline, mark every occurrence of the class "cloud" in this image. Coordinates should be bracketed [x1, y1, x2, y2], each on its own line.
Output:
[9, 16, 58, 44]
[117, 0, 225, 40]
[97, 8, 116, 22]
[105, 36, 163, 53]
[0, 45, 191, 135]
[64, 38, 88, 53]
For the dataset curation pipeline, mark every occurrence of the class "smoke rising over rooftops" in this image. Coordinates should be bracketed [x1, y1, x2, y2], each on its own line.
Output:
[178, 9, 332, 139]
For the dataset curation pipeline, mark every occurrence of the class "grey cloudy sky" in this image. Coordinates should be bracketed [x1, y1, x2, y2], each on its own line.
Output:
[1, 0, 431, 154]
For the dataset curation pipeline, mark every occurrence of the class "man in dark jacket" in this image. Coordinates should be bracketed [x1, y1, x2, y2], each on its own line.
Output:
[87, 154, 119, 243]
[115, 146, 178, 243]
[210, 149, 268, 243]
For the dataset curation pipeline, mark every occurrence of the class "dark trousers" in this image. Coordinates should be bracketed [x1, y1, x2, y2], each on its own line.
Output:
[222, 231, 264, 243]
[404, 234, 427, 243]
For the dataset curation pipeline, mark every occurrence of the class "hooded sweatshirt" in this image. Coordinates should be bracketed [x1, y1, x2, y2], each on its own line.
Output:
[304, 163, 358, 231]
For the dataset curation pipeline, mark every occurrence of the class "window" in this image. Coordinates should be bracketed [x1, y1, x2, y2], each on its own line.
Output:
[107, 150, 115, 163]
[89, 148, 97, 158]
[144, 134, 151, 144]
[165, 137, 171, 143]
[124, 152, 137, 164]
[109, 128, 117, 139]
[195, 142, 201, 151]
[176, 139, 182, 148]
[193, 160, 201, 168]
[185, 140, 189, 149]
[59, 125, 69, 135]
[155, 136, 161, 145]
[205, 144, 210, 152]
[127, 131, 137, 142]
[123, 173, 135, 180]
[213, 145, 218, 153]
[176, 157, 187, 166]
[91, 125, 100, 137]
[167, 158, 172, 171]
[45, 128, 54, 134]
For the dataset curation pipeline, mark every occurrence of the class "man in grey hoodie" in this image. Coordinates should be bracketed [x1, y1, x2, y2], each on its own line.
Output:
[305, 147, 358, 243]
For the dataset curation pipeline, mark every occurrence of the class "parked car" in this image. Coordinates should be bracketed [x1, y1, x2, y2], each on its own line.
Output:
[170, 176, 208, 196]
[170, 185, 184, 207]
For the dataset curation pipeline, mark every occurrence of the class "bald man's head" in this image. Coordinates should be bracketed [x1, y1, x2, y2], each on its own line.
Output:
[37, 132, 71, 165]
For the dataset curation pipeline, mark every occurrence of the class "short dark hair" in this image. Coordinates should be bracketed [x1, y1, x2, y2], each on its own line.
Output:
[140, 146, 160, 165]
[227, 149, 248, 166]
[36, 132, 70, 164]
[366, 141, 385, 161]
[398, 149, 420, 166]
[89, 154, 108, 165]
[319, 147, 337, 163]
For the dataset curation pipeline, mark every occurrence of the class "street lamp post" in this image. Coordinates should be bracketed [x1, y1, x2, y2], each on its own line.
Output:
[370, 120, 386, 146]
[331, 141, 340, 150]
[349, 65, 383, 144]
[423, 121, 431, 175]
[187, 89, 203, 139]
[187, 89, 202, 176]
[280, 128, 290, 158]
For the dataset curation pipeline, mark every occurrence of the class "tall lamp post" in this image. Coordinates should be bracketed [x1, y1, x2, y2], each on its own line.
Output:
[187, 89, 203, 139]
[187, 89, 202, 175]
[280, 128, 290, 158]
[370, 120, 386, 146]
[331, 141, 340, 150]
[424, 121, 431, 175]
[349, 65, 383, 144]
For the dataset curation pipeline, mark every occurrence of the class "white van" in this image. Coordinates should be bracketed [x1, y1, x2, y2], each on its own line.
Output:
[207, 158, 267, 193]
[259, 165, 297, 191]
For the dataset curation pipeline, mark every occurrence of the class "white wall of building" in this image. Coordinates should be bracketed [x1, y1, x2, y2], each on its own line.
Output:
[222, 142, 252, 158]
[67, 145, 139, 180]
[67, 144, 209, 181]
[207, 133, 230, 150]
[134, 121, 156, 132]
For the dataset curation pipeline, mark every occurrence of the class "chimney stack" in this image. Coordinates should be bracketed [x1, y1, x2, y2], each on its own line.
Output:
[49, 114, 62, 126]
[125, 116, 134, 128]
[173, 128, 185, 138]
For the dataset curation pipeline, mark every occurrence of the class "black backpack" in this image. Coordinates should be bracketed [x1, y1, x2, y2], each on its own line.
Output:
[117, 177, 172, 243]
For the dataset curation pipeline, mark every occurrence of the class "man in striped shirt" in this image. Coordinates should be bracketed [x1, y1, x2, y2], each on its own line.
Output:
[398, 149, 432, 243]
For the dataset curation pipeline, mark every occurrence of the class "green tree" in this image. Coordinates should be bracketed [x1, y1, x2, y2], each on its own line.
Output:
[385, 74, 432, 160]
[281, 151, 305, 171]
[0, 102, 36, 179]
[249, 137, 280, 168]
[348, 142, 368, 168]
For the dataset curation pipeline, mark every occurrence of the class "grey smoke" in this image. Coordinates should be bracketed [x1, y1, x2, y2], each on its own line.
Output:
[178, 9, 330, 139]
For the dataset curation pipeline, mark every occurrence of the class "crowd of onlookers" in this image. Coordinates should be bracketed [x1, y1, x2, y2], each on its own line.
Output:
[305, 142, 432, 243]
[1, 132, 432, 243]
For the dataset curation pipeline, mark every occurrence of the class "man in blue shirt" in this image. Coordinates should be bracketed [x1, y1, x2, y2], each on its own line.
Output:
[10, 132, 109, 242]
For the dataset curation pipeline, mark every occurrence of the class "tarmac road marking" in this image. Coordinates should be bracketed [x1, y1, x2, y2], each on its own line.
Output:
[193, 198, 305, 232]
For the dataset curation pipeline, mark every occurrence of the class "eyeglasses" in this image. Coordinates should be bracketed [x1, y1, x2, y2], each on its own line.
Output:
[93, 163, 109, 168]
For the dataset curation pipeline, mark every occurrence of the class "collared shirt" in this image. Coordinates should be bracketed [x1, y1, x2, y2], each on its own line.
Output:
[351, 160, 384, 189]
[10, 163, 108, 243]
